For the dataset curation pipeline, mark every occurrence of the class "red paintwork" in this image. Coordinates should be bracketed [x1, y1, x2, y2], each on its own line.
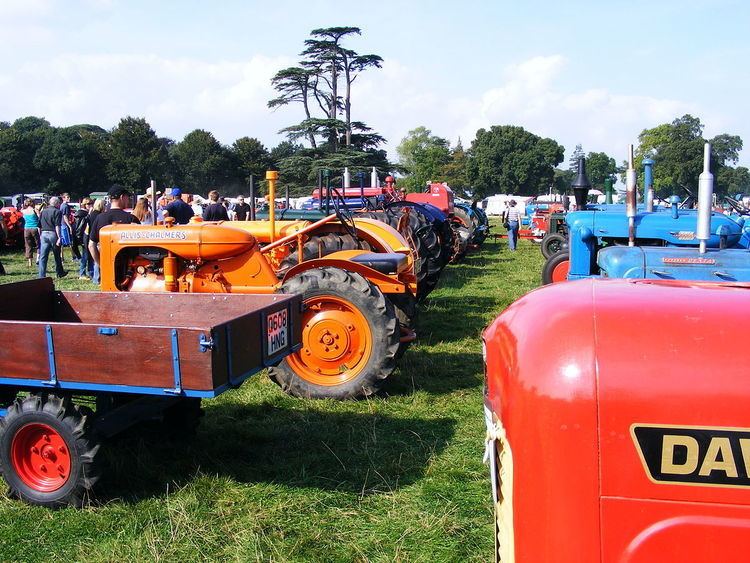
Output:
[1, 207, 24, 245]
[11, 422, 71, 492]
[405, 183, 455, 214]
[551, 257, 569, 282]
[483, 278, 750, 562]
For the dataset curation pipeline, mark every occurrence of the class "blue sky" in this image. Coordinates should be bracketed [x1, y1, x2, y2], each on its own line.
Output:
[2, 0, 748, 175]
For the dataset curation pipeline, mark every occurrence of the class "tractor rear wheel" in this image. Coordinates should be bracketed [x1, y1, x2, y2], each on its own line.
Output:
[0, 394, 100, 507]
[268, 267, 400, 399]
[541, 250, 570, 285]
[540, 233, 567, 259]
[277, 233, 364, 276]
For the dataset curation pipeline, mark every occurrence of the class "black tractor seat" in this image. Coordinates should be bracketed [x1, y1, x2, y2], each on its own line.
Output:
[348, 252, 408, 275]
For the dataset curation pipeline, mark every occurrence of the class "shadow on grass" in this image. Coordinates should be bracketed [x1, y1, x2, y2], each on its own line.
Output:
[97, 402, 455, 504]
[385, 351, 483, 397]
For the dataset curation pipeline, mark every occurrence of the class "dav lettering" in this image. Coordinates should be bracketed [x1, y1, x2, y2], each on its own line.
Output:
[632, 424, 750, 488]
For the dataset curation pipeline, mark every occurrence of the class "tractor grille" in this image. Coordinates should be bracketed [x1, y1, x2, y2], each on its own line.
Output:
[484, 406, 515, 563]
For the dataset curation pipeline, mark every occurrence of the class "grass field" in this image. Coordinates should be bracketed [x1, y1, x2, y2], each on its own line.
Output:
[0, 227, 544, 562]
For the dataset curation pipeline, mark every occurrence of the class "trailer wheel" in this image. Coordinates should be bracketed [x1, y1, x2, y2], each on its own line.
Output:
[268, 267, 400, 399]
[540, 233, 567, 259]
[0, 394, 100, 507]
[541, 250, 570, 285]
[162, 398, 203, 440]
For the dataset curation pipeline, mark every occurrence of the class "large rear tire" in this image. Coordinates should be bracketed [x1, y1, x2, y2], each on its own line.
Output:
[540, 233, 567, 259]
[268, 267, 400, 400]
[541, 250, 570, 285]
[0, 394, 100, 507]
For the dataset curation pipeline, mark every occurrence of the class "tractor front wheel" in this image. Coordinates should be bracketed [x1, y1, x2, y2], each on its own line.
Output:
[541, 250, 570, 285]
[540, 233, 567, 259]
[0, 394, 100, 507]
[268, 267, 400, 399]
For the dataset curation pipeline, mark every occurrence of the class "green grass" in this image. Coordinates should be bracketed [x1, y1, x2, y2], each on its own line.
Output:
[0, 226, 543, 562]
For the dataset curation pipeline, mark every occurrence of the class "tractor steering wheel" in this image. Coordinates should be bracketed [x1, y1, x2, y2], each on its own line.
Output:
[329, 188, 359, 240]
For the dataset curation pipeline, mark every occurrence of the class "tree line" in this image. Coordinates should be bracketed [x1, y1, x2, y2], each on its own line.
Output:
[2, 22, 748, 202]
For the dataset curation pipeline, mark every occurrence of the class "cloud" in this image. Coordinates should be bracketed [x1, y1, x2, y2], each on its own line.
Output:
[1, 52, 295, 144]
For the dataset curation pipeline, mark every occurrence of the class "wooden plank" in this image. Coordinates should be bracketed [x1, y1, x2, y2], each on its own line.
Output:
[0, 278, 54, 321]
[0, 323, 51, 380]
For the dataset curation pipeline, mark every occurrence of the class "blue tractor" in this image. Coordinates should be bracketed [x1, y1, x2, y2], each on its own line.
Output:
[595, 143, 750, 282]
[541, 149, 747, 284]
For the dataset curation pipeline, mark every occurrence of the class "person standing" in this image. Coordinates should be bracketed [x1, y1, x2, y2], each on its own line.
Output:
[75, 198, 95, 280]
[131, 197, 153, 224]
[233, 195, 251, 221]
[163, 187, 194, 224]
[21, 198, 40, 268]
[38, 196, 67, 278]
[87, 199, 105, 283]
[89, 185, 140, 284]
[202, 190, 229, 221]
[506, 199, 521, 252]
[59, 193, 80, 262]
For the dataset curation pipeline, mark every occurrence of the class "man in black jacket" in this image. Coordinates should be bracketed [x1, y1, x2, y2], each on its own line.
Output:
[202, 190, 229, 221]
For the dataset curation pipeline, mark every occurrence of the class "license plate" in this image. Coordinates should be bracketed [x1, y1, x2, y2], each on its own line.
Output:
[267, 309, 288, 356]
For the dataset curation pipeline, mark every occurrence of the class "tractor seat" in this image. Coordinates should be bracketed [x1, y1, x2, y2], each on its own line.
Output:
[348, 252, 408, 275]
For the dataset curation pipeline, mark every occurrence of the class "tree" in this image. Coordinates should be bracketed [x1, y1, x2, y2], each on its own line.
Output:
[33, 125, 108, 196]
[171, 129, 233, 194]
[105, 117, 173, 190]
[396, 127, 451, 192]
[568, 144, 585, 172]
[231, 137, 273, 186]
[717, 166, 750, 195]
[0, 117, 52, 192]
[441, 139, 471, 196]
[467, 125, 564, 198]
[635, 114, 743, 197]
[585, 151, 617, 188]
[270, 26, 383, 151]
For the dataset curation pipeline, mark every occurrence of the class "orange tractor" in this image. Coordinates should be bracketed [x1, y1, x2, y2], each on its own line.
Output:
[99, 172, 419, 400]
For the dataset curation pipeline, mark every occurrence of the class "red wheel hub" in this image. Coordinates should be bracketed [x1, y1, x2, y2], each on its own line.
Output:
[551, 259, 570, 283]
[11, 423, 71, 492]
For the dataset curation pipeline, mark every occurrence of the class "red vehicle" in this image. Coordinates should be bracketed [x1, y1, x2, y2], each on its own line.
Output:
[483, 278, 750, 562]
[1, 206, 24, 246]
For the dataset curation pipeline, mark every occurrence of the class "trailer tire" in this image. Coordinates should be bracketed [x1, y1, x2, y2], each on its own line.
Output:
[0, 394, 100, 507]
[540, 233, 567, 259]
[542, 250, 570, 285]
[268, 267, 400, 400]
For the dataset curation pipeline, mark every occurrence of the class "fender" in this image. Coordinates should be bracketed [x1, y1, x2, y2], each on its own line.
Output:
[281, 254, 412, 295]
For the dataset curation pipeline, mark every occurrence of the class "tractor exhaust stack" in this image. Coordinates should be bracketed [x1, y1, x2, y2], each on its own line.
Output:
[696, 143, 714, 254]
[625, 145, 637, 247]
[643, 158, 655, 212]
[571, 157, 591, 210]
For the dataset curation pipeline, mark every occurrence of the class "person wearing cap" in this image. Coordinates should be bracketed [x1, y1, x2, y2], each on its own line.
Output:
[233, 195, 251, 221]
[164, 187, 194, 224]
[88, 185, 140, 283]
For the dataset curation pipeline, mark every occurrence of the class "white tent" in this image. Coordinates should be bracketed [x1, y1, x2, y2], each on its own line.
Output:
[481, 194, 535, 216]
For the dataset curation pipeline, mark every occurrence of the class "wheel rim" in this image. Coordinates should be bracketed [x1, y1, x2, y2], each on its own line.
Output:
[11, 423, 72, 492]
[549, 240, 561, 254]
[287, 295, 372, 386]
[551, 258, 570, 283]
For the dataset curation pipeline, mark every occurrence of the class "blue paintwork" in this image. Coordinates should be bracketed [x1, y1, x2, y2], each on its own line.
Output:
[598, 245, 750, 282]
[44, 325, 57, 387]
[564, 207, 745, 280]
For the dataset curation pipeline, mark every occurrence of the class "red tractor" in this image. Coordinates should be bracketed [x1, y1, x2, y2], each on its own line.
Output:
[483, 278, 750, 562]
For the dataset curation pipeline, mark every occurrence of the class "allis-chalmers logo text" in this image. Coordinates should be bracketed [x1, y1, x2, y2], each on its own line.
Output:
[632, 424, 750, 488]
[120, 231, 188, 241]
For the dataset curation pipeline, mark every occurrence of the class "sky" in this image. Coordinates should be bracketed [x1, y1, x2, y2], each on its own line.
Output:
[1, 0, 748, 176]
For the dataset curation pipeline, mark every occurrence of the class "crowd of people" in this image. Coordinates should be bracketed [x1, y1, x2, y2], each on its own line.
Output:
[4, 185, 255, 283]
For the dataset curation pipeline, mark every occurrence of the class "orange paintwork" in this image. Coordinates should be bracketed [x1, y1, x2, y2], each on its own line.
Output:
[232, 220, 309, 243]
[287, 294, 372, 386]
[483, 278, 750, 562]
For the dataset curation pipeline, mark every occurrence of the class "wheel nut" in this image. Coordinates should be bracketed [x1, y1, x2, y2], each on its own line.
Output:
[40, 464, 47, 472]
[43, 434, 50, 442]
[31, 447, 39, 454]
[58, 446, 66, 454]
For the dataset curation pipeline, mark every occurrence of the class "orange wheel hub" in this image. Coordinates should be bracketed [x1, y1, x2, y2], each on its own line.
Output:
[287, 295, 372, 386]
[551, 259, 570, 283]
